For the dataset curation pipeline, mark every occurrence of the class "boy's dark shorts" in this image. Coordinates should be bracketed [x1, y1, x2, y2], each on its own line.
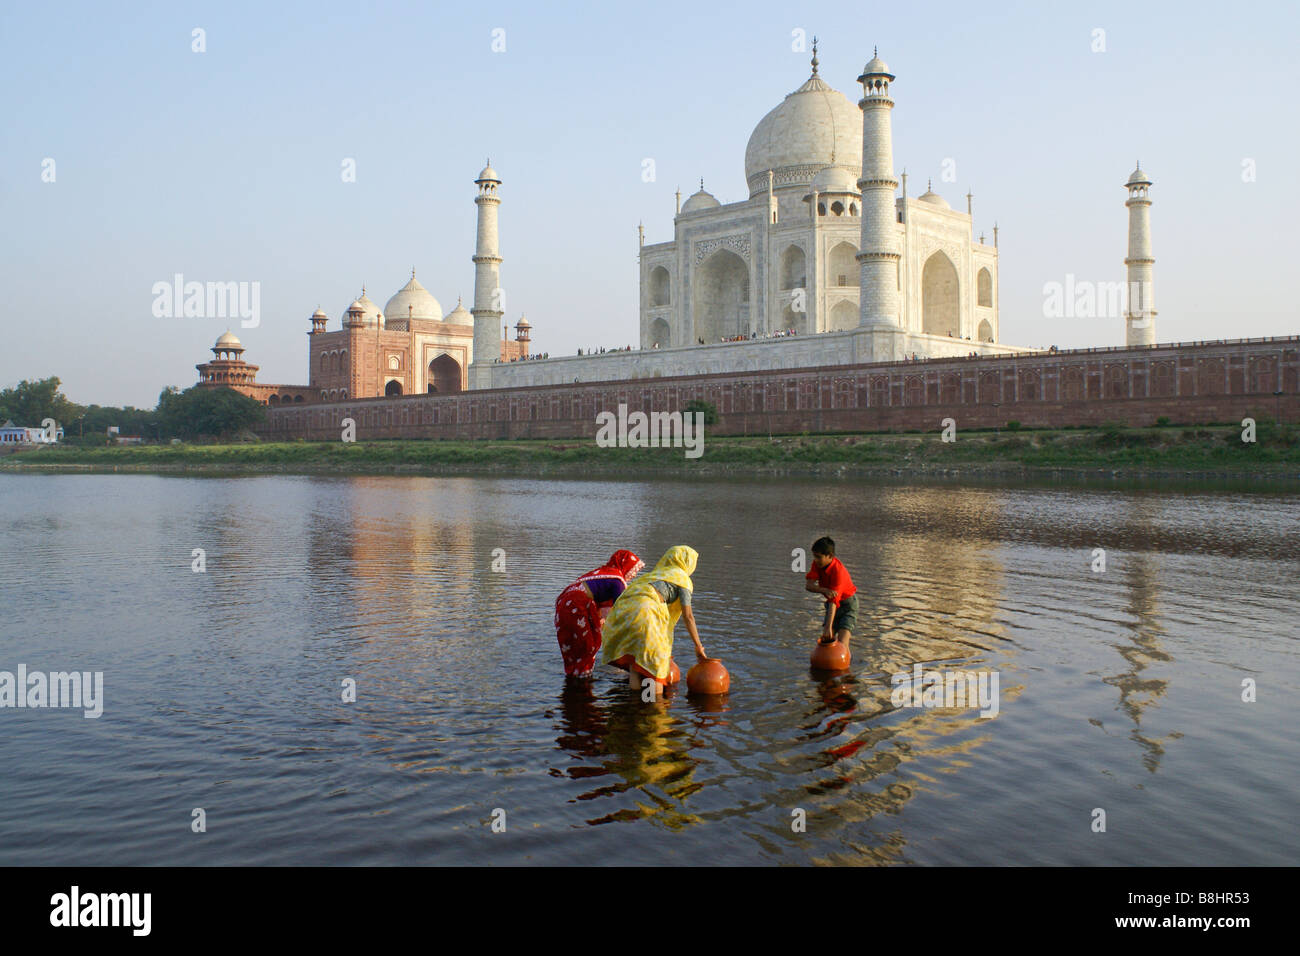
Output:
[831, 594, 858, 634]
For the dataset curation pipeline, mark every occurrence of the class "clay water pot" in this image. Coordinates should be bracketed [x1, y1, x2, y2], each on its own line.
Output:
[667, 660, 682, 684]
[810, 641, 851, 671]
[687, 659, 730, 695]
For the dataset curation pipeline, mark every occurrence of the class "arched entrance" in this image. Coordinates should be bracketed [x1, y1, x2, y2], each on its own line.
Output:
[779, 245, 806, 289]
[693, 249, 749, 342]
[828, 299, 858, 331]
[427, 354, 462, 394]
[828, 241, 858, 289]
[649, 317, 670, 349]
[385, 379, 403, 397]
[922, 252, 960, 337]
[648, 266, 670, 306]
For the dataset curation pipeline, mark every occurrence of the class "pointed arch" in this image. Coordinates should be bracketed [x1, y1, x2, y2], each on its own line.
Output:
[428, 354, 462, 394]
[648, 266, 671, 306]
[828, 299, 858, 331]
[922, 251, 960, 337]
[693, 248, 749, 342]
[828, 241, 858, 288]
[779, 245, 806, 289]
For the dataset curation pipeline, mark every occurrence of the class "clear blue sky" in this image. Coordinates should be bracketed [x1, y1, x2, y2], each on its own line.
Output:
[1, 0, 1296, 407]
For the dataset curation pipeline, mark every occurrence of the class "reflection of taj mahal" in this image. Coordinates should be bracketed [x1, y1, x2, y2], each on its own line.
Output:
[197, 46, 1158, 404]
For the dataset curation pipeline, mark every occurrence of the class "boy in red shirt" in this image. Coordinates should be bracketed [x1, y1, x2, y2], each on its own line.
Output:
[804, 536, 858, 650]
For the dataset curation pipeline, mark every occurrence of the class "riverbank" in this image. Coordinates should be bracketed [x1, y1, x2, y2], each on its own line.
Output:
[2, 423, 1298, 482]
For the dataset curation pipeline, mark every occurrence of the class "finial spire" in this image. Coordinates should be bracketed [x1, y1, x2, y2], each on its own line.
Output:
[411, 266, 416, 279]
[874, 45, 878, 57]
[700, 177, 705, 190]
[811, 36, 819, 74]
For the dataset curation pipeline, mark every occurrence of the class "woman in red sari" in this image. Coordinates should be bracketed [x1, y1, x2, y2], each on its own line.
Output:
[554, 550, 644, 678]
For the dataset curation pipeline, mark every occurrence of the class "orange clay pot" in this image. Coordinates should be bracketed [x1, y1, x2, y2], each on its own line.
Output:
[687, 659, 730, 695]
[668, 660, 682, 685]
[810, 641, 851, 670]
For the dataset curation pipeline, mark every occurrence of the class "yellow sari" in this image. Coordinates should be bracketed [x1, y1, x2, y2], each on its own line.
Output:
[600, 546, 698, 681]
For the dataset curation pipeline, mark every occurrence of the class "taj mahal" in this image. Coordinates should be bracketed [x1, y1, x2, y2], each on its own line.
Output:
[197, 46, 1157, 405]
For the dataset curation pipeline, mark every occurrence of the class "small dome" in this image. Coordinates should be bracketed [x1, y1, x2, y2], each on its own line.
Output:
[311, 307, 327, 319]
[745, 66, 861, 198]
[681, 187, 721, 213]
[918, 187, 950, 209]
[810, 164, 860, 194]
[476, 162, 500, 183]
[385, 273, 442, 324]
[343, 289, 381, 327]
[862, 54, 892, 76]
[444, 297, 473, 326]
[215, 331, 242, 348]
[1127, 165, 1151, 186]
[515, 315, 531, 328]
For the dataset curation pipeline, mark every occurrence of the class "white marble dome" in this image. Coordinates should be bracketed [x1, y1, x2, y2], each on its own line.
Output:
[215, 331, 242, 349]
[681, 187, 721, 213]
[444, 297, 473, 326]
[385, 273, 442, 324]
[862, 54, 892, 76]
[918, 187, 950, 209]
[744, 68, 861, 197]
[343, 289, 382, 327]
[811, 164, 860, 194]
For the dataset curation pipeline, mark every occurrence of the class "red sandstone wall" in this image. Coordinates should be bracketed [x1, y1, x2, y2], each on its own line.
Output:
[263, 337, 1299, 441]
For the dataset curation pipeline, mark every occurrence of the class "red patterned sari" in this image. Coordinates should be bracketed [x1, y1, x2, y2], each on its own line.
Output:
[554, 550, 643, 678]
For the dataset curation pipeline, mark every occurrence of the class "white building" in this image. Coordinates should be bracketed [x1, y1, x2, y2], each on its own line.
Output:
[639, 46, 1001, 350]
[276, 47, 1157, 395]
[471, 47, 1077, 390]
[0, 420, 61, 444]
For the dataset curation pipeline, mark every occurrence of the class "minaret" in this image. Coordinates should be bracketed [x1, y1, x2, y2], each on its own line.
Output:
[1124, 163, 1156, 346]
[856, 49, 901, 328]
[471, 160, 503, 387]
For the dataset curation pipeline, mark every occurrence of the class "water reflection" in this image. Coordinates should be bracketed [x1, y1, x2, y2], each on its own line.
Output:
[1103, 549, 1178, 774]
[547, 682, 704, 829]
[0, 473, 1295, 865]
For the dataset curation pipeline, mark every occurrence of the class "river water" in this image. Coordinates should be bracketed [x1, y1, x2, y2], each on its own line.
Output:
[0, 472, 1295, 865]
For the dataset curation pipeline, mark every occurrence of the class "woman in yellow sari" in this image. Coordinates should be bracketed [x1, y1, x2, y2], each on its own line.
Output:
[601, 546, 709, 698]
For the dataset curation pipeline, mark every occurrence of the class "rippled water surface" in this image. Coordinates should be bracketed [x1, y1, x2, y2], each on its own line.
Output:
[0, 473, 1295, 865]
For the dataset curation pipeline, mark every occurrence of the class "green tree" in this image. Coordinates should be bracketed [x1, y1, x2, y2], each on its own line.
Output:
[158, 386, 265, 439]
[0, 377, 81, 427]
[683, 399, 719, 425]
